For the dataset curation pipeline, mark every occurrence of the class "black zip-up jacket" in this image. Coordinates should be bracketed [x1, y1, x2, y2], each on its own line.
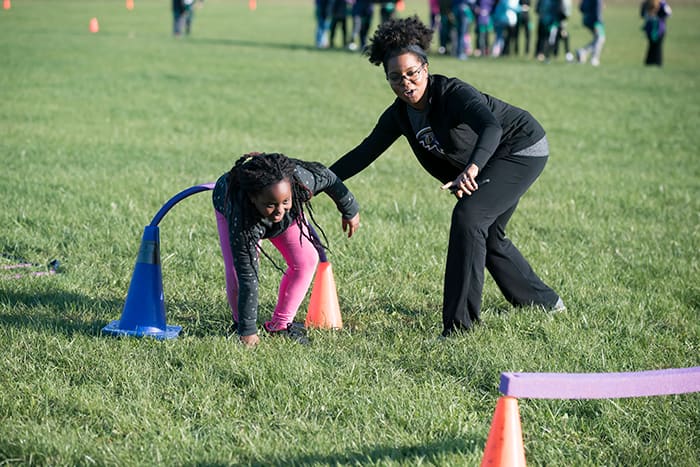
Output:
[330, 74, 546, 184]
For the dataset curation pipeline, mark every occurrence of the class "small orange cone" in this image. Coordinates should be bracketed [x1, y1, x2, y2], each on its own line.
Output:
[248, 0, 256, 10]
[89, 17, 99, 33]
[481, 397, 527, 467]
[126, 0, 134, 10]
[396, 0, 405, 12]
[305, 262, 343, 330]
[3, 0, 11, 10]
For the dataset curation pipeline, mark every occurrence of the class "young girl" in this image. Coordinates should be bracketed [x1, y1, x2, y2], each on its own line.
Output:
[213, 153, 360, 346]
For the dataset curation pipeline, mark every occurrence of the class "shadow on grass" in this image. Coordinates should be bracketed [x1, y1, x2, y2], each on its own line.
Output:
[680, 287, 699, 311]
[0, 289, 239, 339]
[169, 299, 237, 338]
[199, 436, 483, 466]
[64, 28, 354, 55]
[0, 290, 121, 336]
[190, 36, 357, 55]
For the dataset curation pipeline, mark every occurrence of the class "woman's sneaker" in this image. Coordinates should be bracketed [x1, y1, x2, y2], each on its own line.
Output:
[551, 297, 566, 313]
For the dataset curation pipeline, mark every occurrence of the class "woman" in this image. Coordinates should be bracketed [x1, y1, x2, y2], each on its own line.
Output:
[329, 16, 564, 337]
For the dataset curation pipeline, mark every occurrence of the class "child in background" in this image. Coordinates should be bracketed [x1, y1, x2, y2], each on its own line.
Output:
[575, 0, 605, 66]
[512, 0, 532, 56]
[429, 0, 441, 31]
[330, 0, 351, 48]
[491, 0, 519, 57]
[453, 0, 475, 59]
[315, 0, 333, 48]
[348, 0, 373, 50]
[437, 0, 454, 55]
[173, 0, 198, 36]
[213, 153, 360, 346]
[379, 1, 398, 24]
[640, 0, 671, 66]
[536, 0, 571, 61]
[552, 0, 574, 62]
[474, 0, 495, 56]
[535, 0, 555, 60]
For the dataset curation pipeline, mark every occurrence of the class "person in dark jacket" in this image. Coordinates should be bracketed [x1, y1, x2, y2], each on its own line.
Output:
[329, 0, 350, 48]
[348, 0, 374, 51]
[329, 16, 564, 337]
[213, 153, 360, 346]
[640, 0, 671, 66]
[173, 0, 197, 36]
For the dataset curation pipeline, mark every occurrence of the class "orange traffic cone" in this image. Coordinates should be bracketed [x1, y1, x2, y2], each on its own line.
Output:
[89, 17, 99, 33]
[3, 0, 11, 10]
[248, 0, 256, 10]
[305, 262, 343, 329]
[481, 397, 527, 467]
[126, 0, 134, 10]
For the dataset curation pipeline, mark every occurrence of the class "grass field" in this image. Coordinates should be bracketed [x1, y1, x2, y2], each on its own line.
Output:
[1, 0, 699, 465]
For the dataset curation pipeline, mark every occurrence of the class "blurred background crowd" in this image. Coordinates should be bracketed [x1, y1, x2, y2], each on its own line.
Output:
[171, 0, 672, 68]
[314, 0, 606, 64]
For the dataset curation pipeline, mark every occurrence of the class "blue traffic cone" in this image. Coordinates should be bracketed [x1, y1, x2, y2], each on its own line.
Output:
[102, 225, 182, 339]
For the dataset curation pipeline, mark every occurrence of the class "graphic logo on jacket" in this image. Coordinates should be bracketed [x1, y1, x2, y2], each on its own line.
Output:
[416, 127, 444, 155]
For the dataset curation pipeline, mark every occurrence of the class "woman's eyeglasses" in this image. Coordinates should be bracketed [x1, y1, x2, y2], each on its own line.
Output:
[387, 65, 425, 85]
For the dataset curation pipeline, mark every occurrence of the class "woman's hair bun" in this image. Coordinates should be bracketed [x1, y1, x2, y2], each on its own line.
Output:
[365, 15, 433, 67]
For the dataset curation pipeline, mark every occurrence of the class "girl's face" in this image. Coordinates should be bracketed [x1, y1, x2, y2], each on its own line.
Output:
[386, 53, 429, 110]
[249, 178, 292, 224]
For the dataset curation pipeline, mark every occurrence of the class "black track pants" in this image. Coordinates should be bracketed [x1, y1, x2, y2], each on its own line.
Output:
[645, 36, 664, 66]
[442, 154, 559, 335]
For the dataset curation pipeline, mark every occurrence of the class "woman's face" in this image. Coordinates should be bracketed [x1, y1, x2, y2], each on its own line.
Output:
[386, 53, 429, 110]
[249, 178, 292, 224]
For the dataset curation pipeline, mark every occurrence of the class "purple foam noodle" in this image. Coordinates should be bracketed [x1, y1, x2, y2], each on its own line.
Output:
[149, 182, 215, 227]
[146, 181, 329, 261]
[2, 260, 59, 279]
[499, 367, 700, 399]
[1, 263, 34, 270]
[6, 270, 56, 280]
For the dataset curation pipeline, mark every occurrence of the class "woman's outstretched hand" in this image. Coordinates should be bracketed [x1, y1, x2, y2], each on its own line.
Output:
[441, 164, 480, 198]
[342, 213, 360, 238]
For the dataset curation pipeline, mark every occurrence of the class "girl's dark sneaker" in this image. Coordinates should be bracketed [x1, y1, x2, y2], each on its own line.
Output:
[264, 322, 309, 345]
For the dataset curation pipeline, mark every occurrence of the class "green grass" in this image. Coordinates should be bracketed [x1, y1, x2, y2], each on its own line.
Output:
[1, 0, 699, 465]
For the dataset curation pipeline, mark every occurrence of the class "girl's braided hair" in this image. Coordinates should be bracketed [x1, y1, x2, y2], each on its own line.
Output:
[224, 152, 328, 272]
[364, 15, 433, 71]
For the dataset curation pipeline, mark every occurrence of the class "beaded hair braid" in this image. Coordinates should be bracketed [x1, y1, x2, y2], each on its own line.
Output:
[224, 152, 328, 272]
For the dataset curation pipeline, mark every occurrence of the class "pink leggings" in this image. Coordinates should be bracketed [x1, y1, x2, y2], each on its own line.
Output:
[215, 211, 319, 331]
